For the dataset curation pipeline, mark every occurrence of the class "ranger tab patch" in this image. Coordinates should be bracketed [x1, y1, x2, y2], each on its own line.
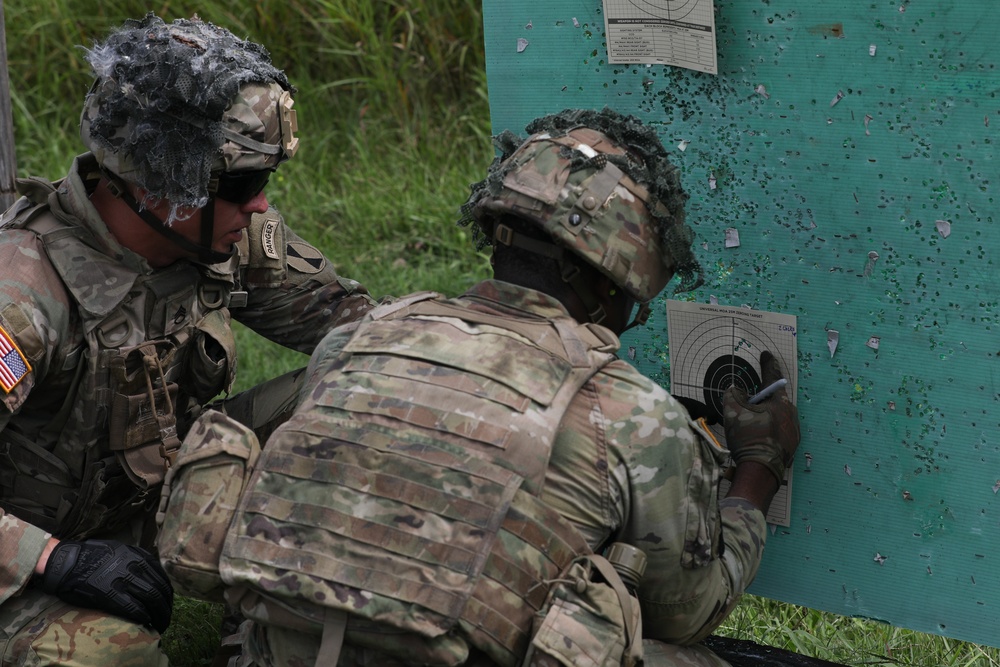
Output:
[0, 326, 31, 392]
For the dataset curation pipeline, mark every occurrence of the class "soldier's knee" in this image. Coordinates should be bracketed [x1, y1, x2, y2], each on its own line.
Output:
[6, 602, 168, 667]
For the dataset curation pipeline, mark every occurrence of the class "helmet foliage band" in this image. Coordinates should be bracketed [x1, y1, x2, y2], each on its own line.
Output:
[459, 108, 706, 308]
[80, 14, 297, 225]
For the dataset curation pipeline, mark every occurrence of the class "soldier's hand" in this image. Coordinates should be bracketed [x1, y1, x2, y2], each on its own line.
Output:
[722, 351, 800, 485]
[41, 539, 173, 633]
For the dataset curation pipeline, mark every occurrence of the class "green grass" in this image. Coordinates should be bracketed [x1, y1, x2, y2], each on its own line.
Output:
[719, 595, 1000, 667]
[161, 598, 224, 666]
[4, 1, 999, 666]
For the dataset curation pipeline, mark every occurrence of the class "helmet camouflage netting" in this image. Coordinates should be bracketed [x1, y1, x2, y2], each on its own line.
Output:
[79, 13, 297, 219]
[459, 107, 704, 297]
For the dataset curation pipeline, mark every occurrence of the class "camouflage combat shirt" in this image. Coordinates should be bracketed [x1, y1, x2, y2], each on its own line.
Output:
[0, 154, 377, 605]
[298, 279, 770, 648]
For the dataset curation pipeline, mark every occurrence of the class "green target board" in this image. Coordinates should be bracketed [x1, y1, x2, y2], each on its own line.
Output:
[483, 0, 1000, 647]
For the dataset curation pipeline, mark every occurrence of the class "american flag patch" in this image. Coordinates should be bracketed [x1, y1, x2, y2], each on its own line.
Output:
[0, 326, 30, 392]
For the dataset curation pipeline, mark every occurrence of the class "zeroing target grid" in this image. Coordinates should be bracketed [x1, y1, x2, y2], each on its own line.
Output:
[666, 299, 798, 525]
[668, 308, 796, 420]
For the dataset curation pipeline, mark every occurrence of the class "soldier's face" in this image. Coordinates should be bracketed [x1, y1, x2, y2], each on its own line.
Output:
[169, 190, 270, 254]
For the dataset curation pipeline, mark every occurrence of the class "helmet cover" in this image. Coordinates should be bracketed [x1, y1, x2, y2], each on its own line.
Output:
[79, 13, 299, 221]
[460, 108, 703, 299]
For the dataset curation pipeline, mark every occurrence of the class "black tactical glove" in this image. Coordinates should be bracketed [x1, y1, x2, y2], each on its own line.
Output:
[41, 539, 173, 633]
[722, 351, 801, 485]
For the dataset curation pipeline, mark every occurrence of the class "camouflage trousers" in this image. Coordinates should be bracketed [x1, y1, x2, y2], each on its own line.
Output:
[236, 623, 732, 667]
[213, 366, 307, 443]
[0, 587, 167, 667]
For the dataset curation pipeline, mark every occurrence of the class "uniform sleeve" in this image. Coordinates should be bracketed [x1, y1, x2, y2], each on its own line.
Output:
[0, 383, 57, 604]
[232, 213, 381, 354]
[0, 232, 66, 602]
[0, 508, 51, 604]
[0, 231, 69, 414]
[548, 360, 769, 646]
[622, 382, 768, 645]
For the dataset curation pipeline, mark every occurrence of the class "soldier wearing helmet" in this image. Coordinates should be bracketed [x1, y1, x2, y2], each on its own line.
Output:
[0, 14, 382, 664]
[158, 108, 799, 666]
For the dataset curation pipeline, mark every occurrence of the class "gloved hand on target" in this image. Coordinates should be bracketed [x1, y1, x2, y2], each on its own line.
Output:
[721, 350, 800, 485]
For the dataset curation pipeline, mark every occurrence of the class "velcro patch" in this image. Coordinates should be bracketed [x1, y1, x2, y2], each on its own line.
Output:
[0, 326, 31, 393]
[286, 242, 326, 274]
[260, 218, 281, 259]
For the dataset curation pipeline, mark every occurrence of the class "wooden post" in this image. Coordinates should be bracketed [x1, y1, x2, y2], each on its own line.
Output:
[0, 0, 17, 211]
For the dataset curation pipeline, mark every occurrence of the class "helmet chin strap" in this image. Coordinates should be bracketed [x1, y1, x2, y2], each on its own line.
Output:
[493, 221, 654, 332]
[493, 222, 607, 325]
[105, 174, 234, 264]
[622, 303, 651, 332]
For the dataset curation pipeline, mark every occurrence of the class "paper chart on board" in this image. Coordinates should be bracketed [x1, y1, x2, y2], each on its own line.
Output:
[666, 300, 798, 526]
[602, 0, 718, 74]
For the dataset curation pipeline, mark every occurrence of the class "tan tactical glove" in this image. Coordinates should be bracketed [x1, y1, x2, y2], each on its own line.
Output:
[722, 351, 801, 485]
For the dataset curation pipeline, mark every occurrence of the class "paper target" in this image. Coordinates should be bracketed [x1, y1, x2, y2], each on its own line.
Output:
[666, 300, 798, 423]
[666, 300, 798, 526]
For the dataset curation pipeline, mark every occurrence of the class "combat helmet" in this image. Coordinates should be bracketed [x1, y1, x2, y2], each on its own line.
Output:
[461, 107, 703, 327]
[79, 13, 300, 262]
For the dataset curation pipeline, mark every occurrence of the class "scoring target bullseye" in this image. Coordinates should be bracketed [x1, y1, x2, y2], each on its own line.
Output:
[702, 354, 762, 423]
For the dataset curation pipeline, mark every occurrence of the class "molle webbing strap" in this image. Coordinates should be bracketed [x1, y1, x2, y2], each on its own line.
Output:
[552, 318, 619, 365]
[350, 295, 618, 495]
[0, 439, 152, 539]
[459, 487, 594, 667]
[223, 421, 596, 667]
[0, 428, 76, 532]
[363, 290, 440, 321]
[316, 609, 348, 667]
[493, 222, 607, 325]
[286, 438, 592, 667]
[362, 300, 612, 663]
[586, 554, 643, 664]
[222, 424, 523, 651]
[222, 292, 616, 665]
[382, 297, 617, 368]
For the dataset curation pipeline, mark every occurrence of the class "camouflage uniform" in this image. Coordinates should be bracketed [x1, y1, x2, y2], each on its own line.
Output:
[157, 110, 780, 667]
[0, 153, 376, 663]
[225, 280, 768, 667]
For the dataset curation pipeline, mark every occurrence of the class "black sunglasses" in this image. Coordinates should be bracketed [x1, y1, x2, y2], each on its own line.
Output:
[210, 169, 273, 204]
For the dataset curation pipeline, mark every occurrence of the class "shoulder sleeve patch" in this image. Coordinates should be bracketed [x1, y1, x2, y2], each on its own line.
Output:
[0, 325, 32, 393]
[261, 217, 281, 259]
[286, 241, 327, 275]
[239, 210, 287, 288]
